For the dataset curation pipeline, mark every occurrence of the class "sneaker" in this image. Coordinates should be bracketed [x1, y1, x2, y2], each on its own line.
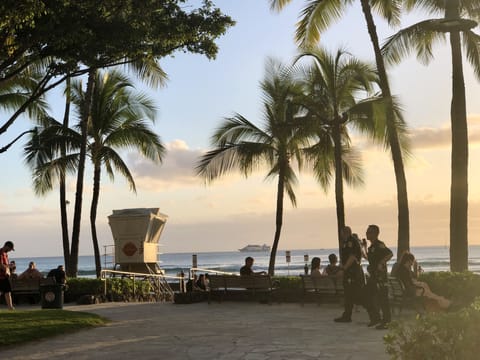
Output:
[375, 322, 389, 330]
[367, 320, 381, 327]
[334, 316, 352, 323]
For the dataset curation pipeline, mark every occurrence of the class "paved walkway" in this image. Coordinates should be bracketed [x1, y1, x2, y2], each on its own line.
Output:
[0, 302, 392, 359]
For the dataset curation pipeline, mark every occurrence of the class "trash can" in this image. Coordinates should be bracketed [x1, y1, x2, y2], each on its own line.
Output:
[40, 284, 64, 309]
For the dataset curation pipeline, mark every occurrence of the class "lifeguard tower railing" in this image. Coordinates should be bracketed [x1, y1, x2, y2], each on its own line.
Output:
[100, 269, 181, 302]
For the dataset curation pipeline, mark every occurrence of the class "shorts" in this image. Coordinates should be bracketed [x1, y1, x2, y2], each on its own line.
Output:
[0, 277, 12, 293]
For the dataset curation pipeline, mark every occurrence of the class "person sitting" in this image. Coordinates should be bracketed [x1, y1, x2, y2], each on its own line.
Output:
[310, 257, 325, 277]
[240, 257, 266, 276]
[18, 261, 44, 280]
[8, 260, 17, 279]
[396, 253, 451, 311]
[323, 253, 343, 278]
[47, 265, 67, 285]
[196, 274, 207, 291]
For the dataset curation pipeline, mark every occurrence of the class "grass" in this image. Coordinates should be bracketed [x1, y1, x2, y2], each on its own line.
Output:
[0, 309, 108, 346]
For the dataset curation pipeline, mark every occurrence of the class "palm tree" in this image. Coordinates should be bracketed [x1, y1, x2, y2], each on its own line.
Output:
[24, 70, 165, 278]
[382, 0, 480, 271]
[297, 47, 387, 251]
[74, 70, 165, 277]
[196, 59, 311, 275]
[67, 59, 167, 277]
[270, 0, 411, 260]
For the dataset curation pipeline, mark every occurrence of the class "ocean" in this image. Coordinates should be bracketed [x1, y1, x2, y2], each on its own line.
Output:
[9, 245, 480, 278]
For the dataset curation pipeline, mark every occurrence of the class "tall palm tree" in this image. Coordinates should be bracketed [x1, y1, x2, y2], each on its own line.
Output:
[67, 59, 167, 277]
[270, 0, 411, 259]
[24, 70, 165, 278]
[196, 59, 311, 275]
[297, 47, 386, 251]
[74, 70, 166, 277]
[382, 0, 480, 271]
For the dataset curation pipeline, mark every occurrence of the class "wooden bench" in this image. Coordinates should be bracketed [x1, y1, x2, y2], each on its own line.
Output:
[10, 277, 42, 304]
[208, 275, 277, 304]
[300, 275, 343, 305]
[388, 276, 425, 314]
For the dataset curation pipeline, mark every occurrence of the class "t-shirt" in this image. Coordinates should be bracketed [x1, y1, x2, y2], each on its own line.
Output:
[240, 265, 253, 276]
[396, 265, 416, 297]
[324, 264, 342, 276]
[0, 249, 9, 279]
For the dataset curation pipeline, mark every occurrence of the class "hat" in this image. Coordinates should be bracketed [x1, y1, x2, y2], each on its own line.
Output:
[4, 241, 14, 251]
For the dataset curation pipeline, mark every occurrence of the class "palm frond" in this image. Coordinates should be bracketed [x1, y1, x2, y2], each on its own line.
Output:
[382, 20, 447, 65]
[462, 30, 480, 80]
[296, 0, 352, 47]
[269, 0, 293, 12]
[101, 147, 137, 193]
[371, 0, 402, 26]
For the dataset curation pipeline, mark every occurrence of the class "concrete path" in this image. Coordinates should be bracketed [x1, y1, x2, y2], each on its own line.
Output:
[0, 302, 392, 359]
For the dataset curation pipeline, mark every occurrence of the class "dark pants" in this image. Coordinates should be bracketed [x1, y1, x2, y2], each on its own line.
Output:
[342, 269, 365, 319]
[366, 278, 391, 323]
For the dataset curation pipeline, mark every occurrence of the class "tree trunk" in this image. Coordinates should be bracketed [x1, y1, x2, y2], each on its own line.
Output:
[449, 22, 469, 271]
[333, 117, 345, 255]
[268, 165, 286, 276]
[90, 162, 102, 278]
[360, 0, 410, 259]
[69, 69, 96, 278]
[60, 76, 71, 270]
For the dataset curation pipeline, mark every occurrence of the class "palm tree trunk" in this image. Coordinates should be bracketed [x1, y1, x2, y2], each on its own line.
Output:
[268, 166, 286, 275]
[360, 0, 410, 259]
[333, 118, 345, 254]
[60, 76, 71, 270]
[69, 69, 96, 277]
[449, 28, 469, 272]
[90, 163, 102, 278]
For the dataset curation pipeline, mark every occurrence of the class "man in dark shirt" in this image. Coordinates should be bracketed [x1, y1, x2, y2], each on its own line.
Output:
[334, 226, 365, 323]
[240, 257, 266, 276]
[365, 224, 393, 330]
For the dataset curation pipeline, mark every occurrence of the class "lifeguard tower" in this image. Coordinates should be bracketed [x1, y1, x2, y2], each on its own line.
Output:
[108, 208, 168, 274]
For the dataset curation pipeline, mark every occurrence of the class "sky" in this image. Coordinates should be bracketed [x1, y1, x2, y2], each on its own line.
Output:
[2, 1, 480, 258]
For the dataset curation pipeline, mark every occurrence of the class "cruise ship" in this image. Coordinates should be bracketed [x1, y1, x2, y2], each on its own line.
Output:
[238, 244, 271, 252]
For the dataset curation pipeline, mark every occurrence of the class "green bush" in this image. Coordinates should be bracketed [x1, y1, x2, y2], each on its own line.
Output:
[272, 276, 302, 290]
[385, 298, 480, 360]
[419, 271, 480, 307]
[64, 277, 156, 303]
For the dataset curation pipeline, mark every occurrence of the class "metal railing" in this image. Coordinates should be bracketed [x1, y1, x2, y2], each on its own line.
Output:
[189, 267, 235, 276]
[100, 269, 180, 302]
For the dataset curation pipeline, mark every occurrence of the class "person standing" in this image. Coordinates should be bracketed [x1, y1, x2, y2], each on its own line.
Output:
[365, 224, 393, 329]
[0, 241, 15, 310]
[334, 226, 365, 323]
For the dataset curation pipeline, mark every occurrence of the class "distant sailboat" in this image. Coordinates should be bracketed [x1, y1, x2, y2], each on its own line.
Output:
[238, 244, 271, 252]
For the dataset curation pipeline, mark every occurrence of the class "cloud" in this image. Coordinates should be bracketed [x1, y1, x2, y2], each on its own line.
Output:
[128, 140, 204, 190]
[409, 114, 480, 151]
[128, 139, 258, 191]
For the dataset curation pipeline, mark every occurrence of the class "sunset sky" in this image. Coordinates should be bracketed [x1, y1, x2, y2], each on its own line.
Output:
[2, 1, 480, 258]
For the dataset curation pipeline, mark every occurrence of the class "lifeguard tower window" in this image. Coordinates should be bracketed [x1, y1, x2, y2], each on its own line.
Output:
[108, 208, 168, 274]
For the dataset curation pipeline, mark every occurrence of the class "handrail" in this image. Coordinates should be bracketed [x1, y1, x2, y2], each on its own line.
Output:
[190, 267, 236, 276]
[100, 269, 184, 280]
[100, 269, 179, 300]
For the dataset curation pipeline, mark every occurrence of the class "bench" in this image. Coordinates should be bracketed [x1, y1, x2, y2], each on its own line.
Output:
[300, 275, 343, 305]
[11, 277, 42, 304]
[208, 275, 277, 304]
[388, 276, 425, 314]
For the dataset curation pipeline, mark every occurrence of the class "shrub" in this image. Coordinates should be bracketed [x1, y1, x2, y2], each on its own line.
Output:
[64, 277, 156, 303]
[419, 271, 480, 307]
[384, 298, 480, 360]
